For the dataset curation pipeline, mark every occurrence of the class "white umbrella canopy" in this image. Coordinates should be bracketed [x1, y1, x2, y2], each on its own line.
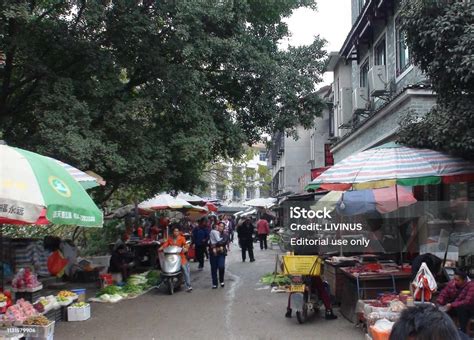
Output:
[243, 197, 277, 208]
[138, 193, 194, 211]
[176, 192, 205, 204]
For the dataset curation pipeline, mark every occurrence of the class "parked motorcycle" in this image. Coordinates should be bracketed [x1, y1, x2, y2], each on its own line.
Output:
[158, 245, 183, 295]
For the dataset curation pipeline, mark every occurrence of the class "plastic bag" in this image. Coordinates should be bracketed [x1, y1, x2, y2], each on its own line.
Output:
[412, 262, 437, 301]
[370, 318, 394, 340]
[47, 250, 68, 277]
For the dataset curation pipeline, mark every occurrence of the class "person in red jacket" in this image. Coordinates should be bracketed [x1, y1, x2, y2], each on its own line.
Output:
[437, 269, 474, 333]
[256, 218, 270, 250]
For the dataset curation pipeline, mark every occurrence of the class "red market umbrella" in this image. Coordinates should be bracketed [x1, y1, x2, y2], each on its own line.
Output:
[205, 202, 218, 212]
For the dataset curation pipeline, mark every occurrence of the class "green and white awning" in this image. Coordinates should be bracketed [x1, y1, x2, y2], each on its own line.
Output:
[0, 144, 103, 227]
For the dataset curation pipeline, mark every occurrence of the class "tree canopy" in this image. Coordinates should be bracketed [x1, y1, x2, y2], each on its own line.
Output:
[0, 0, 327, 203]
[397, 0, 474, 159]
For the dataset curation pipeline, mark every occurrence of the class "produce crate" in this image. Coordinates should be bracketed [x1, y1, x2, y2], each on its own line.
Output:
[67, 304, 90, 322]
[282, 255, 323, 276]
[14, 290, 43, 303]
[22, 320, 55, 339]
[43, 309, 61, 323]
[60, 306, 68, 322]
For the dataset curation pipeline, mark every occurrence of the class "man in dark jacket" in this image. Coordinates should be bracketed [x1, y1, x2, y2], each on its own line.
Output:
[236, 218, 255, 262]
[192, 217, 210, 270]
[437, 269, 474, 333]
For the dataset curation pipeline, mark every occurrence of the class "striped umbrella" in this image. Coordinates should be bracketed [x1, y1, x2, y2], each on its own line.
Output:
[0, 143, 103, 227]
[306, 143, 474, 191]
[52, 158, 104, 189]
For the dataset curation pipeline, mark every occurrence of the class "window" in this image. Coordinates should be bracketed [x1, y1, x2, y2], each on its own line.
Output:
[360, 60, 369, 88]
[246, 187, 255, 199]
[396, 27, 411, 74]
[324, 144, 334, 166]
[358, 0, 366, 13]
[375, 39, 386, 66]
[329, 109, 334, 137]
[233, 187, 241, 200]
[259, 150, 266, 162]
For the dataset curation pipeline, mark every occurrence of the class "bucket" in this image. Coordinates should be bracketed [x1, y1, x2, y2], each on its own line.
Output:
[71, 289, 86, 303]
[99, 274, 113, 288]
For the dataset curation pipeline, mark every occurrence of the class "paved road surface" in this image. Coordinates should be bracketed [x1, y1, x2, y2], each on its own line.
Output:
[55, 243, 364, 340]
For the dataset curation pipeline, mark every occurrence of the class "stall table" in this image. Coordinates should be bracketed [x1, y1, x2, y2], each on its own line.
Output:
[324, 261, 356, 304]
[339, 268, 411, 323]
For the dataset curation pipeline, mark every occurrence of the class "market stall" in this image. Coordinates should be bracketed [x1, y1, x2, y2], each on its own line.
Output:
[0, 143, 104, 338]
[338, 264, 412, 323]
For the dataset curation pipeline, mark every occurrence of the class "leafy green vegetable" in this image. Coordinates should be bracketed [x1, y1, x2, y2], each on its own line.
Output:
[99, 285, 121, 296]
[260, 273, 291, 286]
[122, 284, 143, 295]
[146, 271, 161, 285]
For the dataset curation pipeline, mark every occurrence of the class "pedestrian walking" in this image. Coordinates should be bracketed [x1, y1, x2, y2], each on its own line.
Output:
[228, 215, 236, 243]
[236, 218, 255, 262]
[256, 217, 270, 250]
[209, 222, 229, 288]
[192, 217, 210, 270]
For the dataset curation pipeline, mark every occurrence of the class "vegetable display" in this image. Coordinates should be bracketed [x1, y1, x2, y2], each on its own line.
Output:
[99, 285, 121, 296]
[145, 271, 160, 285]
[71, 302, 89, 308]
[260, 273, 291, 286]
[57, 291, 77, 298]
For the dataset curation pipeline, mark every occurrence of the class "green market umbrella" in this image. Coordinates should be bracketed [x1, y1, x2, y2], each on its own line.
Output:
[0, 143, 103, 227]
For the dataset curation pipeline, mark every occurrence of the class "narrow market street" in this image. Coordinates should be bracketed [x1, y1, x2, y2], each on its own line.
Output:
[55, 244, 363, 340]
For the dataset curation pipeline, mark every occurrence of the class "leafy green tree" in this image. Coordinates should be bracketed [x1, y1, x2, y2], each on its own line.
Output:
[0, 0, 327, 201]
[397, 0, 474, 159]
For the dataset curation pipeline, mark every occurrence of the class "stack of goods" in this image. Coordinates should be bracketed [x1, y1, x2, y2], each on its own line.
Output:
[56, 291, 78, 306]
[14, 242, 50, 277]
[11, 268, 42, 292]
[1, 299, 39, 325]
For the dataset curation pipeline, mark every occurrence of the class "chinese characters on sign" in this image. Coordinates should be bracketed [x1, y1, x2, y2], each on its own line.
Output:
[0, 204, 25, 216]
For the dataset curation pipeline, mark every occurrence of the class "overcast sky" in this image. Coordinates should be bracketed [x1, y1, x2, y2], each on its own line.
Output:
[281, 0, 352, 87]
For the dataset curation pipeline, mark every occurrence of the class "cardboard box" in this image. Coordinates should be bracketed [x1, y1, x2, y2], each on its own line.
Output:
[67, 304, 90, 322]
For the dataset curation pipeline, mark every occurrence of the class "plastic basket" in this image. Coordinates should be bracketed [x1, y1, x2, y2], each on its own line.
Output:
[282, 255, 323, 276]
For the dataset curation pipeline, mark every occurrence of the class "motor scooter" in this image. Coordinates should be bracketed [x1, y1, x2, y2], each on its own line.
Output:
[158, 245, 183, 295]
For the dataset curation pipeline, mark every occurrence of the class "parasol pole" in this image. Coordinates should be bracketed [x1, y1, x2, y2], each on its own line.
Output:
[0, 224, 3, 290]
[396, 185, 404, 269]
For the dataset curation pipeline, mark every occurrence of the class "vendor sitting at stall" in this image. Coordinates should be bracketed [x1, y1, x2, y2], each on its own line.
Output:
[109, 244, 134, 281]
[437, 268, 474, 334]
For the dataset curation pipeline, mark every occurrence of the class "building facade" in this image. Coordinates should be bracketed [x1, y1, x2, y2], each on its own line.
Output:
[268, 86, 334, 196]
[205, 143, 269, 206]
[327, 0, 437, 162]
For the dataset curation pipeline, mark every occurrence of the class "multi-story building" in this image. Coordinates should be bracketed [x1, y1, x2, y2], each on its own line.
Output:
[268, 86, 334, 196]
[267, 128, 311, 196]
[327, 0, 436, 162]
[205, 143, 269, 205]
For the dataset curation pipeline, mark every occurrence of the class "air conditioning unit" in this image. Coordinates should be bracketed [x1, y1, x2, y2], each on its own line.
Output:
[339, 88, 353, 125]
[352, 87, 368, 113]
[369, 65, 387, 96]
